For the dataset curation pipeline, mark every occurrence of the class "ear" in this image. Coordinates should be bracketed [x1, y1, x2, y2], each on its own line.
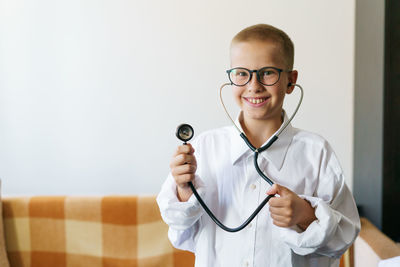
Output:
[286, 70, 298, 94]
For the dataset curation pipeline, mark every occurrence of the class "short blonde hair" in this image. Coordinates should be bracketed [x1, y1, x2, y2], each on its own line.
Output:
[231, 24, 294, 70]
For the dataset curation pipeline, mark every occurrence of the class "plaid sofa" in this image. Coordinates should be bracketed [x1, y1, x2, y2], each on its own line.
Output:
[2, 196, 194, 267]
[2, 195, 355, 267]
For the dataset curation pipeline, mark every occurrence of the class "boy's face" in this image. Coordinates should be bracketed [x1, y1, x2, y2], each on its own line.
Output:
[230, 40, 298, 124]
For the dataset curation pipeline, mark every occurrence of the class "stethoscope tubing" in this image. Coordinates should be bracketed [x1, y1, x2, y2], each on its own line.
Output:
[187, 83, 304, 232]
[188, 181, 274, 232]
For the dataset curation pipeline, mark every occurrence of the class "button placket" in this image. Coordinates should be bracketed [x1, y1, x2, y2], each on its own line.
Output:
[245, 154, 254, 179]
[242, 154, 258, 267]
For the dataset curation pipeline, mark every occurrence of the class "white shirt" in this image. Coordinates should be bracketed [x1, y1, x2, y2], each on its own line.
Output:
[157, 113, 360, 267]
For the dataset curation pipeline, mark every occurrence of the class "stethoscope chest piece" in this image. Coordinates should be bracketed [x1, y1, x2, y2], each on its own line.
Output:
[176, 124, 194, 143]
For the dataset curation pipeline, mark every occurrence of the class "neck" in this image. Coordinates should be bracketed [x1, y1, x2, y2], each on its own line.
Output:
[240, 115, 283, 148]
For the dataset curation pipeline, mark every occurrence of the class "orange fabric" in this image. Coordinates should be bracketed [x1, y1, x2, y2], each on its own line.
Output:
[3, 195, 353, 267]
[0, 181, 11, 267]
[7, 251, 30, 266]
[173, 251, 196, 267]
[29, 197, 66, 219]
[101, 197, 137, 225]
[102, 257, 138, 267]
[31, 252, 66, 267]
[137, 196, 163, 224]
[2, 196, 195, 267]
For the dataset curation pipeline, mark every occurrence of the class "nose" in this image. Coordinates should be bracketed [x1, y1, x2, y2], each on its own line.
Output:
[247, 71, 264, 93]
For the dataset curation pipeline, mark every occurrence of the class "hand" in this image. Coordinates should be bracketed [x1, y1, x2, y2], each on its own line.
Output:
[267, 184, 317, 231]
[170, 143, 197, 202]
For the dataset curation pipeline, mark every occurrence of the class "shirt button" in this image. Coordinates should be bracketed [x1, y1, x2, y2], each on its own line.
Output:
[244, 261, 249, 267]
[248, 223, 253, 228]
[250, 184, 256, 190]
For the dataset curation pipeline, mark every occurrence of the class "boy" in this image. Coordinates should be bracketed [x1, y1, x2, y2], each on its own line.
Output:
[157, 24, 360, 267]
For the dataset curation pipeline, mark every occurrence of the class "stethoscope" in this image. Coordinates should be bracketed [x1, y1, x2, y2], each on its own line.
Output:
[175, 82, 304, 232]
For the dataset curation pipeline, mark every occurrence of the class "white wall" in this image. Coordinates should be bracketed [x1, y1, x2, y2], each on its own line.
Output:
[0, 0, 355, 195]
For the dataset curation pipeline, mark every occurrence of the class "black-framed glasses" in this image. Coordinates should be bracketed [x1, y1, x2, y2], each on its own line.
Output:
[226, 66, 291, 86]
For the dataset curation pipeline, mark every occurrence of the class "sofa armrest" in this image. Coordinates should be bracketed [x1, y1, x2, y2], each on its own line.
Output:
[354, 217, 400, 267]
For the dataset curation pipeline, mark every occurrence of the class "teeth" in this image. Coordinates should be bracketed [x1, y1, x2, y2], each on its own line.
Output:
[248, 98, 266, 104]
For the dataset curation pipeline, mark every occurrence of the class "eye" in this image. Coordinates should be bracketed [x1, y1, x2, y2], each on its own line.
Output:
[228, 68, 251, 86]
[260, 69, 276, 76]
[232, 69, 248, 77]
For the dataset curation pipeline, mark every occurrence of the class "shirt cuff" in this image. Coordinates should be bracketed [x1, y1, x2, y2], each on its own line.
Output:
[277, 196, 339, 255]
[158, 175, 205, 231]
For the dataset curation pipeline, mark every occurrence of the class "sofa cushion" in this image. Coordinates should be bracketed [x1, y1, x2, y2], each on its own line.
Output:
[2, 195, 194, 267]
[0, 180, 11, 267]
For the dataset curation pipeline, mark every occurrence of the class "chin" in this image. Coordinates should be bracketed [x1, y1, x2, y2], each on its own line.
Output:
[244, 109, 279, 121]
[244, 112, 269, 121]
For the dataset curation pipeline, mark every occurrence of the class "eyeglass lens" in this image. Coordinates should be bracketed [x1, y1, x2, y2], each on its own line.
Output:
[229, 67, 280, 86]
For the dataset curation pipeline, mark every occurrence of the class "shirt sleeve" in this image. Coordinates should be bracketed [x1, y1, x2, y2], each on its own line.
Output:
[277, 143, 361, 257]
[156, 173, 205, 252]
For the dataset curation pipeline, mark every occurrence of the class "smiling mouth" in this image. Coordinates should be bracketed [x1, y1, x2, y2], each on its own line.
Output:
[244, 97, 270, 104]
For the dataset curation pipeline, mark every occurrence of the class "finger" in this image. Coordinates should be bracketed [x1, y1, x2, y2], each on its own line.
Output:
[272, 219, 290, 228]
[173, 144, 195, 156]
[269, 206, 293, 217]
[182, 154, 197, 165]
[269, 206, 286, 216]
[175, 173, 195, 186]
[266, 184, 279, 195]
[268, 196, 289, 208]
[270, 213, 289, 223]
[267, 184, 294, 199]
[171, 164, 197, 176]
[175, 154, 197, 165]
[170, 154, 197, 168]
[270, 211, 295, 227]
[267, 184, 286, 195]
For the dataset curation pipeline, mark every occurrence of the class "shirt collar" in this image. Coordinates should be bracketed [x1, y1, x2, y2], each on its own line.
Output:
[230, 110, 295, 171]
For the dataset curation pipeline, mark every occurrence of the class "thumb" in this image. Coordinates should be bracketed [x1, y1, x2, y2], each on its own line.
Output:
[267, 184, 289, 196]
